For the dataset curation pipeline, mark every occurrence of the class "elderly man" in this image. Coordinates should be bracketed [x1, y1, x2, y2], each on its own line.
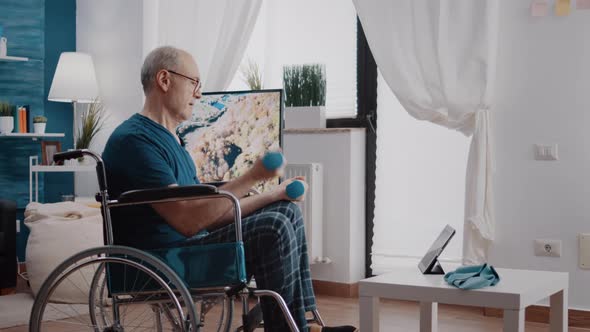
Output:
[102, 46, 356, 332]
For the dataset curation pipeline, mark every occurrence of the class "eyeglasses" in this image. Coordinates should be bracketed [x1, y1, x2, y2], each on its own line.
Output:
[167, 69, 202, 94]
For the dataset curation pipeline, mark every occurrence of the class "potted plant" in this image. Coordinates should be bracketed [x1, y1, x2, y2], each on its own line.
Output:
[0, 101, 14, 134]
[75, 99, 106, 164]
[239, 58, 263, 90]
[33, 115, 47, 134]
[282, 63, 326, 129]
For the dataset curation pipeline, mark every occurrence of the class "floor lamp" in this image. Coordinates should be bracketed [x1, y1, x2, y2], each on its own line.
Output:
[48, 52, 99, 198]
[48, 52, 99, 150]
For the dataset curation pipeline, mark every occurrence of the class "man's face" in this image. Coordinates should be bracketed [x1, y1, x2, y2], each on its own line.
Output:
[165, 52, 202, 122]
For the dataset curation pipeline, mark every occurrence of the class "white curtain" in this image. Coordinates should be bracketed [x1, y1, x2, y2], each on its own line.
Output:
[353, 0, 499, 264]
[152, 0, 262, 91]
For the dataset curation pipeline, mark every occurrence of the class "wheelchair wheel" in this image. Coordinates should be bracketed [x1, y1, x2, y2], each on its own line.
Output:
[193, 293, 233, 332]
[86, 258, 235, 332]
[29, 245, 199, 332]
[87, 261, 235, 331]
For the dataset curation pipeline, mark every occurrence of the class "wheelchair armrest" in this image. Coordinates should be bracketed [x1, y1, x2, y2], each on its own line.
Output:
[204, 181, 260, 196]
[204, 181, 227, 187]
[117, 184, 218, 204]
[204, 181, 259, 197]
[109, 184, 243, 242]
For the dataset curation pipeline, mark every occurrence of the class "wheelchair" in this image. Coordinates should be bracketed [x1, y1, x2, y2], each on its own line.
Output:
[29, 149, 325, 332]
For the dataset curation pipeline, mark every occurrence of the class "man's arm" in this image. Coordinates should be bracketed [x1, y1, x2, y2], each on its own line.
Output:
[151, 157, 294, 237]
[211, 176, 306, 228]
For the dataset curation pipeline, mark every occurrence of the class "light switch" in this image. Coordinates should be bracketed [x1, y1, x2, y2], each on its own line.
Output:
[534, 144, 558, 161]
[580, 233, 590, 269]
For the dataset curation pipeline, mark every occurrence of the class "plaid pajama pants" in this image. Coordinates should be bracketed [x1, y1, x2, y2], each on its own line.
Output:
[184, 200, 317, 331]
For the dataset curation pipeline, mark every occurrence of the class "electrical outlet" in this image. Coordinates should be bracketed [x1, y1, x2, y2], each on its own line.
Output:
[534, 239, 562, 257]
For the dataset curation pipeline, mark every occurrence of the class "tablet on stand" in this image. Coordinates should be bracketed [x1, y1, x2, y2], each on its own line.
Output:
[418, 225, 456, 275]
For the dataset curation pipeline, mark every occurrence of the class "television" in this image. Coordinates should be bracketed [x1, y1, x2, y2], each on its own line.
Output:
[177, 89, 283, 193]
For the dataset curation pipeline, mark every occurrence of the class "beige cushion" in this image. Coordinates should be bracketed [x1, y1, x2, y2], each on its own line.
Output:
[25, 202, 102, 303]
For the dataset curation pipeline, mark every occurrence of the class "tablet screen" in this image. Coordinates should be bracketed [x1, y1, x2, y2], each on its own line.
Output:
[418, 225, 456, 273]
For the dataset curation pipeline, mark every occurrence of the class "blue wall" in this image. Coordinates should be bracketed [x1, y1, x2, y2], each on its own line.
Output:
[0, 0, 76, 260]
[44, 0, 76, 203]
[0, 0, 46, 208]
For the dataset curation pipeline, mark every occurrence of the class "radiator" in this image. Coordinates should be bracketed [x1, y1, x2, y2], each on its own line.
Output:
[285, 163, 324, 264]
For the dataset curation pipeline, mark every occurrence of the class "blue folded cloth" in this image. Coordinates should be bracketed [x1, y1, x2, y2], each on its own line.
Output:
[444, 263, 500, 290]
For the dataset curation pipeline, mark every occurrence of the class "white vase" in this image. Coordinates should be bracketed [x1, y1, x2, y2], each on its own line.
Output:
[33, 122, 46, 134]
[284, 106, 326, 129]
[0, 116, 14, 134]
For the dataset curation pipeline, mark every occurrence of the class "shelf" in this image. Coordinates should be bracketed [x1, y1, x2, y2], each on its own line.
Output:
[0, 55, 29, 62]
[31, 164, 95, 172]
[0, 133, 64, 138]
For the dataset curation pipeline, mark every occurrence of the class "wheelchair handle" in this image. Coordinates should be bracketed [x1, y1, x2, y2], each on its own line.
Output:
[53, 149, 103, 163]
[53, 150, 85, 162]
[54, 149, 109, 192]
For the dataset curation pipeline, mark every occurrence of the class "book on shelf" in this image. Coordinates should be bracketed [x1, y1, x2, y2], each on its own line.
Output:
[16, 105, 30, 133]
[19, 107, 25, 132]
[12, 106, 19, 132]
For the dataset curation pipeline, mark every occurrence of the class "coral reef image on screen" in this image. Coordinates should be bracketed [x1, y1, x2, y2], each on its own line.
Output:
[178, 91, 281, 192]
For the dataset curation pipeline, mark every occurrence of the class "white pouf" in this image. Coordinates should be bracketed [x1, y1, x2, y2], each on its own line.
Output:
[25, 202, 103, 303]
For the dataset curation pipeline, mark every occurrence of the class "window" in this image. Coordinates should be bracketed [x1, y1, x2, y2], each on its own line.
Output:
[371, 71, 468, 274]
[227, 0, 357, 118]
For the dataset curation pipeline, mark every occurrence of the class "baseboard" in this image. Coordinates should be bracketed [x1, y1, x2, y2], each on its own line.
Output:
[0, 288, 15, 296]
[484, 306, 590, 329]
[312, 280, 358, 298]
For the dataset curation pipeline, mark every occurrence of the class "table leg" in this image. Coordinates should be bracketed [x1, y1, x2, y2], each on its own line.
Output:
[550, 289, 568, 332]
[360, 295, 379, 332]
[503, 309, 524, 332]
[420, 301, 437, 332]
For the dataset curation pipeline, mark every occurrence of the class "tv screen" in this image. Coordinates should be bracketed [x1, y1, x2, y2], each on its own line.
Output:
[178, 89, 283, 193]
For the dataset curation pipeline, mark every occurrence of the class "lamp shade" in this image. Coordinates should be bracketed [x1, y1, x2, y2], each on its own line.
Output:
[48, 52, 99, 103]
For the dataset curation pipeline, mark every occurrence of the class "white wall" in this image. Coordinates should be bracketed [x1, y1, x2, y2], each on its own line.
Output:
[75, 0, 145, 196]
[489, 1, 590, 310]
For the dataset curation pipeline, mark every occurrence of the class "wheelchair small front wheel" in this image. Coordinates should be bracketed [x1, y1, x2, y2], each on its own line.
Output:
[29, 245, 199, 332]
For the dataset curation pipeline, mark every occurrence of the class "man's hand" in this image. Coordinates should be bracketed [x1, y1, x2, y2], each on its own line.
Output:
[275, 176, 308, 201]
[248, 153, 286, 182]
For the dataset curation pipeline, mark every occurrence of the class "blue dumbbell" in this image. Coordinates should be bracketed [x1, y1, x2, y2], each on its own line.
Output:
[262, 152, 304, 199]
[262, 151, 285, 171]
[286, 180, 305, 199]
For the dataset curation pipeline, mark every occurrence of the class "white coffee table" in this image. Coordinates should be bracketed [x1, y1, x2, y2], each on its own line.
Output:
[359, 266, 568, 332]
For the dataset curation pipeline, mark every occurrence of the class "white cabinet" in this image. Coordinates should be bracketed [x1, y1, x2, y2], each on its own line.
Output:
[284, 128, 366, 284]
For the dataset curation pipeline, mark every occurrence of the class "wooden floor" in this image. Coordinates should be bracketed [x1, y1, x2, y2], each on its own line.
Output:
[3, 294, 589, 331]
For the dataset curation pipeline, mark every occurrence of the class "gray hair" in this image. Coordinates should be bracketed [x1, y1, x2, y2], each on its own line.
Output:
[141, 46, 181, 94]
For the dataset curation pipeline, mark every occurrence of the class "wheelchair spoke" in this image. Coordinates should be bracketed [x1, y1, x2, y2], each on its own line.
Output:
[128, 257, 144, 293]
[77, 261, 93, 289]
[44, 303, 94, 328]
[118, 280, 179, 328]
[121, 257, 146, 323]
[120, 288, 162, 325]
[122, 304, 157, 328]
